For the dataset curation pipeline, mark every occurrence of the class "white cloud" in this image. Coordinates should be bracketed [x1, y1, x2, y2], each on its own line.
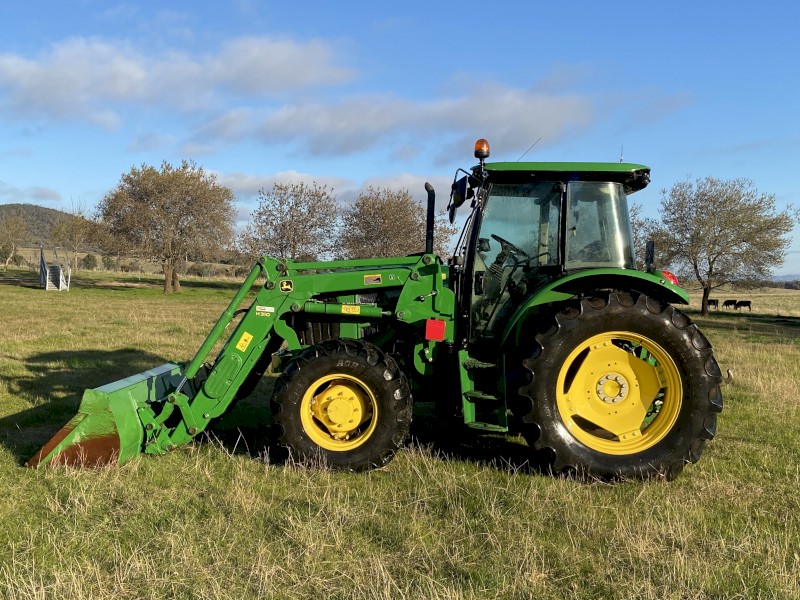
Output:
[218, 169, 352, 199]
[0, 35, 354, 124]
[0, 181, 62, 203]
[0, 35, 607, 165]
[190, 108, 256, 143]
[0, 38, 145, 126]
[257, 85, 594, 161]
[127, 131, 176, 152]
[260, 94, 414, 154]
[179, 142, 216, 157]
[209, 37, 352, 95]
[90, 109, 124, 129]
[358, 173, 454, 211]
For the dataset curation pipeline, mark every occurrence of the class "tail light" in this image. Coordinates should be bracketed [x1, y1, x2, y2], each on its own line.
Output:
[661, 270, 679, 286]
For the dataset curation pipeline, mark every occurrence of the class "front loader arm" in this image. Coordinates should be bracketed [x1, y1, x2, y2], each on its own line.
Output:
[29, 253, 454, 467]
[142, 253, 455, 457]
[140, 258, 291, 454]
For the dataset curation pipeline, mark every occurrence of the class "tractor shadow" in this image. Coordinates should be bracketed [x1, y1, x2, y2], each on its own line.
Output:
[202, 377, 276, 460]
[203, 390, 540, 474]
[408, 403, 537, 474]
[4, 351, 541, 475]
[0, 348, 170, 464]
[0, 348, 278, 467]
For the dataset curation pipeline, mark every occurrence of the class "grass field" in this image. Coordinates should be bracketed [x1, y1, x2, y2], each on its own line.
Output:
[1, 268, 798, 599]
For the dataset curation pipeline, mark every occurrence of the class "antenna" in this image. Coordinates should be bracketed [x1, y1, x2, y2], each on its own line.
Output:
[619, 145, 624, 163]
[517, 137, 542, 161]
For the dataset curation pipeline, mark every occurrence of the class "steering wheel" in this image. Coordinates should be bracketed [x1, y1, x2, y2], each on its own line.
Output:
[575, 240, 609, 262]
[490, 234, 529, 258]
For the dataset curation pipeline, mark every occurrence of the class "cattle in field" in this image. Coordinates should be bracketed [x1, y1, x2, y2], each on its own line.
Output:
[722, 299, 737, 309]
[707, 299, 719, 309]
[735, 300, 752, 311]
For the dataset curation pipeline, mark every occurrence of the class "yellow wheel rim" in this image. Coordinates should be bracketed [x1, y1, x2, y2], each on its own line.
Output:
[555, 331, 682, 455]
[300, 374, 378, 452]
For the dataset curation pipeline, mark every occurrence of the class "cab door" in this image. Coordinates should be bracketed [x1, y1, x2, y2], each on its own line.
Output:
[469, 181, 562, 342]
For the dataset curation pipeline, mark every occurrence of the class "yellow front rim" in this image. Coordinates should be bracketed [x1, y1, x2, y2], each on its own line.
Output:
[300, 374, 378, 452]
[555, 331, 682, 455]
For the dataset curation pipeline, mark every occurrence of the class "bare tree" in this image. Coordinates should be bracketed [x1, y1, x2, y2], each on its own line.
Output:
[239, 181, 338, 261]
[340, 187, 457, 259]
[652, 176, 797, 315]
[628, 200, 658, 271]
[98, 160, 236, 294]
[0, 215, 29, 271]
[52, 206, 97, 271]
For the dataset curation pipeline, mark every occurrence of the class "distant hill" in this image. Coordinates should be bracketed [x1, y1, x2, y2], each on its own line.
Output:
[0, 203, 74, 246]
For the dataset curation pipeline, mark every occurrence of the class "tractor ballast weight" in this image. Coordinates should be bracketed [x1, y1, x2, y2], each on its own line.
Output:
[30, 139, 722, 480]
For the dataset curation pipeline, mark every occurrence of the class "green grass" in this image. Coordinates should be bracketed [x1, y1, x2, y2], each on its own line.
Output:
[1, 268, 798, 599]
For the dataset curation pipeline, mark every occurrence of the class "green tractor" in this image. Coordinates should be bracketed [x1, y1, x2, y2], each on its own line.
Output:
[29, 139, 722, 480]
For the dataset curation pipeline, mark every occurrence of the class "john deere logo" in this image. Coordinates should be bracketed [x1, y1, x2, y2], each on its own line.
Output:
[279, 280, 293, 292]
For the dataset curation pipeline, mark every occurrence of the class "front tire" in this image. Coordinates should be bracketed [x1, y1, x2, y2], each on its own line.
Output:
[271, 339, 412, 471]
[516, 291, 723, 480]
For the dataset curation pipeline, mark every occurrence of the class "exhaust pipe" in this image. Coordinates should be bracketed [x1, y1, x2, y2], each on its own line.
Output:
[424, 182, 435, 254]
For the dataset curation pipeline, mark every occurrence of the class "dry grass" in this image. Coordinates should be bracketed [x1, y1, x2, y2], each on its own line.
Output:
[683, 283, 800, 317]
[0, 269, 798, 599]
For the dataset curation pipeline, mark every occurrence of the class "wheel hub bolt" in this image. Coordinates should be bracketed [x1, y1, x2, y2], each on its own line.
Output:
[596, 372, 629, 404]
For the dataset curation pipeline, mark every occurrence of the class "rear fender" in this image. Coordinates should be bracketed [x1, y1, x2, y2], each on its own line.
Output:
[502, 268, 689, 347]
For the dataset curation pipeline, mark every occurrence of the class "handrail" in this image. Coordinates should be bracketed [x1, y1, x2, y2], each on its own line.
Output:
[39, 246, 71, 291]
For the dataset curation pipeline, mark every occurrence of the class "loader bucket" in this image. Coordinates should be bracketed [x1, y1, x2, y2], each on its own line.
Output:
[27, 363, 186, 468]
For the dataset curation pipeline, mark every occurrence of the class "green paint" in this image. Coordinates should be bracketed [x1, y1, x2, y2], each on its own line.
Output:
[31, 159, 704, 469]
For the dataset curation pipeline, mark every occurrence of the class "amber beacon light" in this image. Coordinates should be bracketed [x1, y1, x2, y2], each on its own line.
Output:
[474, 138, 490, 160]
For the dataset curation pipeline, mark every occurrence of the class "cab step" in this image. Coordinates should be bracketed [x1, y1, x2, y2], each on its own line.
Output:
[466, 422, 508, 433]
[462, 358, 497, 370]
[463, 390, 501, 403]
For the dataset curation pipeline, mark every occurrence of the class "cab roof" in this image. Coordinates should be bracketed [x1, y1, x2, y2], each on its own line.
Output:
[480, 161, 651, 193]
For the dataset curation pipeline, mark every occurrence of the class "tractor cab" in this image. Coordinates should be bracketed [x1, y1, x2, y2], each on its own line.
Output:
[448, 140, 651, 344]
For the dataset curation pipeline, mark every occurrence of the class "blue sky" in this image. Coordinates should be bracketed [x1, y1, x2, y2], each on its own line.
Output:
[1, 1, 798, 274]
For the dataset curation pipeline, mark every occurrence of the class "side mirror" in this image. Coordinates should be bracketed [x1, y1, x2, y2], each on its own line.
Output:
[448, 176, 468, 223]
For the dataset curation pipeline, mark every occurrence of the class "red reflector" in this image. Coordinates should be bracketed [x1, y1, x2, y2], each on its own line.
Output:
[425, 319, 446, 341]
[661, 270, 679, 285]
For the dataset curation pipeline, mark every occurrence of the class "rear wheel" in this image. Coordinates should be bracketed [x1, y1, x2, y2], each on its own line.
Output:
[516, 291, 723, 480]
[271, 339, 412, 471]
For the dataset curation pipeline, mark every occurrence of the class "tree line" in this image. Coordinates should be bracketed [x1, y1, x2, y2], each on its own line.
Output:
[1, 161, 796, 305]
[0, 160, 456, 293]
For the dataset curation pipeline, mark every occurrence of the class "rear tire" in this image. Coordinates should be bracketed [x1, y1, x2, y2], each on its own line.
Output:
[516, 291, 723, 480]
[271, 339, 412, 471]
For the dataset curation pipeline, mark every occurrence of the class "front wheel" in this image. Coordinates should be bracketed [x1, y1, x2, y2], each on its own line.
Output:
[516, 291, 723, 480]
[271, 339, 412, 471]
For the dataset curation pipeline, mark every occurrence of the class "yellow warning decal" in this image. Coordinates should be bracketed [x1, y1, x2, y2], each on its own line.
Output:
[236, 332, 253, 352]
[280, 280, 293, 292]
[364, 274, 382, 285]
[341, 305, 361, 315]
